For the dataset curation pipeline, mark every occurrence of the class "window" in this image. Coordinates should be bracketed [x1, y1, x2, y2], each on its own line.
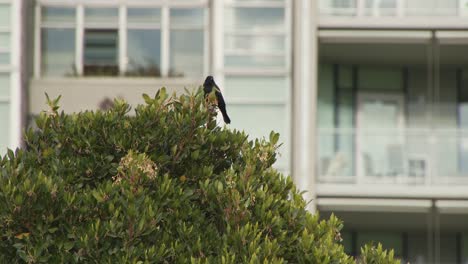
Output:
[83, 8, 119, 76]
[126, 8, 161, 77]
[41, 28, 75, 76]
[169, 8, 205, 77]
[84, 29, 118, 76]
[36, 2, 208, 78]
[40, 7, 76, 76]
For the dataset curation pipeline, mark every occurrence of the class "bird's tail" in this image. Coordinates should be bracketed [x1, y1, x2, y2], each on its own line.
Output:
[221, 111, 231, 124]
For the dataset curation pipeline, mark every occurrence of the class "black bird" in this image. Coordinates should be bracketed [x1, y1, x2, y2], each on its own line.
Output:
[203, 76, 231, 124]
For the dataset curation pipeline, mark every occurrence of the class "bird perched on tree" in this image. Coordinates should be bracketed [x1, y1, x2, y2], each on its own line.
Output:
[203, 76, 231, 124]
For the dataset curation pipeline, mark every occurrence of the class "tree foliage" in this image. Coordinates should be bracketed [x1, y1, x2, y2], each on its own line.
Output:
[0, 88, 400, 263]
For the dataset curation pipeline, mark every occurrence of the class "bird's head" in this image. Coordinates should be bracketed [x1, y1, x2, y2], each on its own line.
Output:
[204, 75, 214, 86]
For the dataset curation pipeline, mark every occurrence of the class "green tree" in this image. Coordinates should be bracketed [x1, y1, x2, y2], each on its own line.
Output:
[0, 88, 400, 263]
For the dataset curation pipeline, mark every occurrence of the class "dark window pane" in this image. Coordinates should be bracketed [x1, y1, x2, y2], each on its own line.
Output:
[84, 29, 118, 76]
[127, 29, 161, 77]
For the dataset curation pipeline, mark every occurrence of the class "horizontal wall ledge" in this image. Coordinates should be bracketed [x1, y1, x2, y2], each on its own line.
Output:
[319, 17, 468, 30]
[316, 184, 468, 200]
[318, 29, 431, 44]
[317, 198, 432, 213]
[29, 77, 203, 114]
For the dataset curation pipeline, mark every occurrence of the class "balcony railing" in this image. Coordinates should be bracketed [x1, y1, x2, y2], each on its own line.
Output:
[319, 0, 468, 18]
[317, 128, 468, 185]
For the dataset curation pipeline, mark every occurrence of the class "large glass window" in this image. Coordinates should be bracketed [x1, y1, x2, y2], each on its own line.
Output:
[126, 8, 161, 77]
[169, 8, 205, 77]
[83, 8, 119, 76]
[40, 7, 76, 76]
[41, 28, 75, 76]
[38, 3, 208, 78]
[84, 29, 118, 76]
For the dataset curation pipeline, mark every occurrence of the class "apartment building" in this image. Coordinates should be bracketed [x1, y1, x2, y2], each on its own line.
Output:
[0, 0, 467, 263]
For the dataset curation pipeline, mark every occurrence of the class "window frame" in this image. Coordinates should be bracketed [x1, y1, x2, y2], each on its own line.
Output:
[35, 0, 210, 78]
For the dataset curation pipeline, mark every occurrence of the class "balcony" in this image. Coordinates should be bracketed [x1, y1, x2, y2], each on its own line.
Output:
[318, 128, 468, 186]
[318, 0, 468, 29]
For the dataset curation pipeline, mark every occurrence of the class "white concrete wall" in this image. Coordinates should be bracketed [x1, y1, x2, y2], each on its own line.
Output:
[29, 78, 202, 114]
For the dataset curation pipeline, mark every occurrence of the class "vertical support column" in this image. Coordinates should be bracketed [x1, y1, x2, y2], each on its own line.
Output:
[434, 204, 440, 264]
[161, 6, 169, 77]
[33, 3, 41, 78]
[292, 0, 317, 212]
[76, 5, 84, 76]
[356, 0, 365, 17]
[396, 0, 405, 17]
[118, 5, 127, 75]
[10, 0, 22, 149]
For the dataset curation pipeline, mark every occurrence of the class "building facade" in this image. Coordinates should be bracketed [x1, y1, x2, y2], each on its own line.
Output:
[1, 0, 467, 263]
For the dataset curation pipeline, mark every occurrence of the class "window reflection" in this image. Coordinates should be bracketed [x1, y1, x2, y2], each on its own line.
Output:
[169, 30, 204, 77]
[127, 29, 161, 77]
[41, 28, 76, 77]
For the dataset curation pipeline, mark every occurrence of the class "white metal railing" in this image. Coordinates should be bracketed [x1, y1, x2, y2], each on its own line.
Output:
[319, 0, 468, 18]
[317, 128, 468, 185]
